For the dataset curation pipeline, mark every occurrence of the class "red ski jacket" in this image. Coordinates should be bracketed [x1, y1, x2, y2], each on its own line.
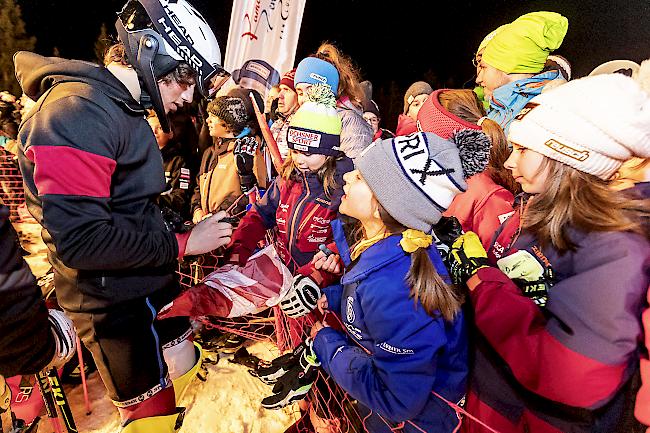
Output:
[443, 171, 514, 250]
[228, 157, 354, 287]
[464, 202, 649, 433]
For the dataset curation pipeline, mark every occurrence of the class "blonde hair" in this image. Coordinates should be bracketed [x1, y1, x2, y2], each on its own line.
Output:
[313, 42, 365, 109]
[279, 151, 340, 198]
[523, 158, 650, 252]
[437, 89, 520, 194]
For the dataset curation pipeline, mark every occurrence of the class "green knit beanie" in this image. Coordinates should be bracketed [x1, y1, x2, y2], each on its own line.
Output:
[482, 11, 568, 74]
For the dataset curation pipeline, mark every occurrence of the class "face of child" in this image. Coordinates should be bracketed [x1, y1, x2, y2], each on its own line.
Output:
[406, 94, 428, 121]
[206, 113, 233, 138]
[292, 150, 328, 173]
[363, 112, 380, 134]
[295, 82, 313, 107]
[504, 142, 550, 194]
[339, 169, 378, 223]
[476, 60, 510, 101]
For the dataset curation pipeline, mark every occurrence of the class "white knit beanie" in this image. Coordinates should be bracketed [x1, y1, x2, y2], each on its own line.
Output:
[508, 73, 650, 180]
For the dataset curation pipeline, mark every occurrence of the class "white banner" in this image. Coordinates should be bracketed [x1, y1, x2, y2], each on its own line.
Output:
[224, 0, 306, 97]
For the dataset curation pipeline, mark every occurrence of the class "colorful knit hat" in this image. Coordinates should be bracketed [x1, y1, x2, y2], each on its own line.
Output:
[356, 131, 490, 232]
[287, 84, 342, 156]
[482, 11, 568, 74]
[280, 69, 297, 91]
[417, 89, 482, 139]
[294, 57, 340, 94]
[508, 74, 650, 180]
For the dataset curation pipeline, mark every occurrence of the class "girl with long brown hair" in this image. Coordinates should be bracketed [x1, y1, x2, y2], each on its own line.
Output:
[447, 74, 650, 433]
[299, 131, 482, 432]
[227, 85, 353, 350]
[417, 88, 519, 248]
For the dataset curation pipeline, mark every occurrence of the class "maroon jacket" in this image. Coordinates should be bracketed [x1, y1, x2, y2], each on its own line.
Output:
[464, 203, 649, 433]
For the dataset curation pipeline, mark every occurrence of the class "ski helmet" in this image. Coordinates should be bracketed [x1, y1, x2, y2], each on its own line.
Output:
[115, 0, 229, 131]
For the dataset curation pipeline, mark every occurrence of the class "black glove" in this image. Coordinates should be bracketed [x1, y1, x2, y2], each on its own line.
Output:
[234, 137, 259, 193]
[448, 232, 490, 286]
[251, 340, 308, 384]
[161, 207, 192, 233]
[279, 275, 322, 318]
[432, 216, 463, 268]
[261, 339, 320, 410]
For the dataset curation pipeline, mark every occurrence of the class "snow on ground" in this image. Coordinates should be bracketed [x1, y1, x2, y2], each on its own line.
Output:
[15, 217, 51, 279]
[14, 218, 299, 433]
[35, 342, 299, 433]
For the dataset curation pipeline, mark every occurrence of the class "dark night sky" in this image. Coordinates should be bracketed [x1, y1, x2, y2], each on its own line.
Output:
[16, 0, 650, 129]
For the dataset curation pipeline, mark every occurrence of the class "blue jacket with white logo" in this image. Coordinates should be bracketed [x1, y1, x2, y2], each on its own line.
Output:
[313, 220, 468, 433]
[488, 69, 562, 135]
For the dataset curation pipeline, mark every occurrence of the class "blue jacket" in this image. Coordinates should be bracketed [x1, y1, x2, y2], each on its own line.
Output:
[488, 70, 561, 135]
[313, 220, 468, 433]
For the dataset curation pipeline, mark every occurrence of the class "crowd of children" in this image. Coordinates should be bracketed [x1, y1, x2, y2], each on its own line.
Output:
[0, 2, 649, 433]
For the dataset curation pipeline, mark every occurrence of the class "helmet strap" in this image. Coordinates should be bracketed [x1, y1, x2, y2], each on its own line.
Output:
[135, 34, 172, 133]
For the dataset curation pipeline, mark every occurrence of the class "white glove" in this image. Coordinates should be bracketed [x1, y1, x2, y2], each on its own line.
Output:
[185, 210, 233, 256]
[46, 309, 77, 369]
[279, 275, 322, 318]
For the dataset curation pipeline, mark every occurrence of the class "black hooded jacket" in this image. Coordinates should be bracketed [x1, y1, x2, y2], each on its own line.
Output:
[14, 52, 180, 312]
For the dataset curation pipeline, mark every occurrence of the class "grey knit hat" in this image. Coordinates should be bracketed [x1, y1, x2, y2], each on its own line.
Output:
[403, 81, 433, 114]
[356, 131, 490, 232]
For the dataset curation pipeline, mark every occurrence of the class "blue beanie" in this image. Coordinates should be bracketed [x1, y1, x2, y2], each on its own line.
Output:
[294, 57, 340, 94]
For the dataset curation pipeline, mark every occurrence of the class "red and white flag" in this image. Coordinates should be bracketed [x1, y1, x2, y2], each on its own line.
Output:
[159, 246, 293, 319]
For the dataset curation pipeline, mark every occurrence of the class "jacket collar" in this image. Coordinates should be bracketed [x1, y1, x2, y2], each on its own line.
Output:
[341, 234, 407, 284]
[491, 70, 560, 109]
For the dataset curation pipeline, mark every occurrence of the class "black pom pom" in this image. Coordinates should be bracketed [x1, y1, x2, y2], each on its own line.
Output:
[451, 129, 491, 179]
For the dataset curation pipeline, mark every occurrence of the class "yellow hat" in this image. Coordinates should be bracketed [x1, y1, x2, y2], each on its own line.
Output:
[482, 11, 568, 74]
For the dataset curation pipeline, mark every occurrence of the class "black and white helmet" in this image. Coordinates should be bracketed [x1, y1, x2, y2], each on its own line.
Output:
[115, 0, 229, 130]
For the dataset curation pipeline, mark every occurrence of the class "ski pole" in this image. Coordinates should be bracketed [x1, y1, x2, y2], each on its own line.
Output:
[35, 371, 63, 433]
[249, 92, 284, 172]
[46, 368, 77, 433]
[76, 336, 92, 415]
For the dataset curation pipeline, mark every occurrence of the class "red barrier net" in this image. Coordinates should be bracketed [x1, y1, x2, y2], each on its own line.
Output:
[173, 247, 479, 433]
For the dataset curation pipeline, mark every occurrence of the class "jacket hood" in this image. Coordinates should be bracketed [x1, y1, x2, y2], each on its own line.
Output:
[14, 51, 141, 112]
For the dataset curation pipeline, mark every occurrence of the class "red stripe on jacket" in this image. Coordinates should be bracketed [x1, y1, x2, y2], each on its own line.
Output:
[26, 145, 116, 197]
[471, 267, 627, 408]
[636, 284, 650, 429]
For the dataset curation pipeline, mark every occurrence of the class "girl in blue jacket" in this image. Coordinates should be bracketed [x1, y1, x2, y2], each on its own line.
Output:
[305, 131, 490, 432]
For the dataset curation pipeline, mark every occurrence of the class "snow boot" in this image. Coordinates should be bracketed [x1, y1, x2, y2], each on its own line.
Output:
[120, 409, 185, 433]
[171, 342, 203, 404]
